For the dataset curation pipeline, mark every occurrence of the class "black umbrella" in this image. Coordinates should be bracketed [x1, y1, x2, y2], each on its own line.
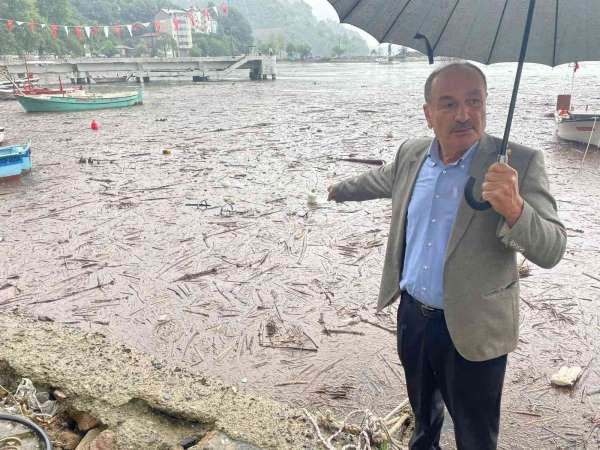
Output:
[327, 0, 598, 209]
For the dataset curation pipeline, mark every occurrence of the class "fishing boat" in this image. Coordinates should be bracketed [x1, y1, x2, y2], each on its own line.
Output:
[16, 89, 143, 113]
[0, 87, 15, 100]
[555, 94, 600, 146]
[0, 127, 4, 143]
[0, 140, 31, 179]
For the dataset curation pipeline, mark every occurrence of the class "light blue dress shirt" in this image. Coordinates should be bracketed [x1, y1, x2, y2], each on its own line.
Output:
[400, 139, 478, 309]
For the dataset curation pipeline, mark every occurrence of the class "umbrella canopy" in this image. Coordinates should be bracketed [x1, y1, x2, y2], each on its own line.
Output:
[328, 0, 597, 209]
[328, 0, 600, 67]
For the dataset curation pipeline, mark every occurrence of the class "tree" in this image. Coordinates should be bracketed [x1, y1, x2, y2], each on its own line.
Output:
[297, 43, 311, 60]
[285, 42, 296, 59]
[99, 39, 118, 57]
[331, 45, 345, 58]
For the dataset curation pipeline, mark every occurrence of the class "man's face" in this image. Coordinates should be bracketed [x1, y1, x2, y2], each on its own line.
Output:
[423, 67, 487, 155]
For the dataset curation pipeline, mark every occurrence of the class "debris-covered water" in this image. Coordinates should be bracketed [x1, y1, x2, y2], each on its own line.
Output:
[1, 60, 599, 449]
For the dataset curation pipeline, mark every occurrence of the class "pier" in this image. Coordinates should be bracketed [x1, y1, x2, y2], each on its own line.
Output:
[2, 53, 277, 83]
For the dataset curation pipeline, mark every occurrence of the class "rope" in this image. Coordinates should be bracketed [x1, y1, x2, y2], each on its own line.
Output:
[581, 116, 598, 170]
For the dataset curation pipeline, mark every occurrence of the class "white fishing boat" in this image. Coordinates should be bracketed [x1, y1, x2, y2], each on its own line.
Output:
[555, 94, 600, 146]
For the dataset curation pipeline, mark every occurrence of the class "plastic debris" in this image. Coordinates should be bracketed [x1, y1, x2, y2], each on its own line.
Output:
[550, 366, 583, 387]
[307, 190, 318, 205]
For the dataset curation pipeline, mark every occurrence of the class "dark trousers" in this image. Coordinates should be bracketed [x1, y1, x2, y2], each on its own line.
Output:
[397, 292, 507, 450]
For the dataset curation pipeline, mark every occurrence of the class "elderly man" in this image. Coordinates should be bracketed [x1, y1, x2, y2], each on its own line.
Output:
[327, 62, 566, 450]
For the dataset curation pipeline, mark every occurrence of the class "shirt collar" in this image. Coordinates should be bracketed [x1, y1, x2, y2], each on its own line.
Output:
[428, 139, 478, 168]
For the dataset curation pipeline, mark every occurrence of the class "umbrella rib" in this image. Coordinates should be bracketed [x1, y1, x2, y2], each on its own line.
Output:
[552, 0, 559, 66]
[432, 0, 461, 54]
[485, 0, 510, 64]
[380, 0, 414, 43]
[336, 0, 363, 21]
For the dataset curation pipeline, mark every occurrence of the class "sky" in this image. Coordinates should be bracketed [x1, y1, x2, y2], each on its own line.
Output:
[300, 0, 380, 49]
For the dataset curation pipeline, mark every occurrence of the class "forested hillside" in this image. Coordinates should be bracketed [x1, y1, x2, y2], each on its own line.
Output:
[0, 0, 369, 57]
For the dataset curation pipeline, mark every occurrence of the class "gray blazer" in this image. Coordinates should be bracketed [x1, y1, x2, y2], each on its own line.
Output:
[333, 133, 566, 361]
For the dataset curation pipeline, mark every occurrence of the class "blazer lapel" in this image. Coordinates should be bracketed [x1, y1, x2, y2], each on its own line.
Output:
[445, 134, 498, 259]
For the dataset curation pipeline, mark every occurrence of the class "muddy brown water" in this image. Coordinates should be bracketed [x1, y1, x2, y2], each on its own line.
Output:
[1, 60, 599, 449]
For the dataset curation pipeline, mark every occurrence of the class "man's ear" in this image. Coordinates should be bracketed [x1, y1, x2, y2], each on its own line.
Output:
[423, 104, 433, 129]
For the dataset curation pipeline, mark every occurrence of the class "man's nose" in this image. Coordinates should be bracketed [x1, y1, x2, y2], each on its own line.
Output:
[455, 103, 469, 121]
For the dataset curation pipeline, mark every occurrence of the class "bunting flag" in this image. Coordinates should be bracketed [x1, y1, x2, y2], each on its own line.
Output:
[0, 11, 219, 42]
[220, 2, 229, 16]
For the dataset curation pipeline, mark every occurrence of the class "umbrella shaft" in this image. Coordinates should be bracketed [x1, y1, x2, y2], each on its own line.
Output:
[500, 0, 537, 157]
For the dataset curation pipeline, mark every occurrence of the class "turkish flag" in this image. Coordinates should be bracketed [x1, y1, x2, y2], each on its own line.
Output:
[91, 26, 99, 37]
[74, 26, 82, 40]
[7, 19, 14, 32]
[28, 20, 34, 32]
[172, 16, 179, 31]
[50, 24, 58, 39]
[202, 8, 209, 18]
[220, 2, 229, 16]
[154, 21, 160, 33]
[187, 10, 196, 27]
[114, 25, 121, 36]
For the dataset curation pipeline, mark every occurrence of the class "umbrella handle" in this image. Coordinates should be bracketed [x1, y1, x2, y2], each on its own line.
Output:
[464, 177, 491, 210]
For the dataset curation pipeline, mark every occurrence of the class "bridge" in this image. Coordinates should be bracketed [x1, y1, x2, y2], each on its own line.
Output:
[1, 53, 277, 83]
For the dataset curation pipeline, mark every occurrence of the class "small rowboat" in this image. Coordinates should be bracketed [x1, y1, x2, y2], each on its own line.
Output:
[555, 94, 600, 146]
[16, 89, 143, 113]
[0, 140, 32, 179]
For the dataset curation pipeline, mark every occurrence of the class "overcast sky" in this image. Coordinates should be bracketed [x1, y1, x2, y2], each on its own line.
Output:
[301, 0, 379, 48]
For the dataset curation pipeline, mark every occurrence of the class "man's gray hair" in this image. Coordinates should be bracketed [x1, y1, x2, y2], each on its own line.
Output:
[424, 61, 487, 103]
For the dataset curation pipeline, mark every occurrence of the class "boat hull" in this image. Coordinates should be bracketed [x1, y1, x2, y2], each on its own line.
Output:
[556, 113, 600, 146]
[0, 141, 31, 178]
[16, 91, 143, 113]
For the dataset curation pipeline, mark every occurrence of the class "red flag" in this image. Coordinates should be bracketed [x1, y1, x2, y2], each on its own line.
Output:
[91, 26, 98, 37]
[202, 8, 209, 18]
[114, 25, 121, 36]
[220, 2, 229, 16]
[172, 16, 179, 31]
[28, 20, 34, 32]
[133, 23, 142, 32]
[50, 24, 58, 39]
[187, 10, 196, 27]
[574, 62, 580, 73]
[7, 19, 14, 32]
[73, 26, 81, 39]
[154, 21, 160, 33]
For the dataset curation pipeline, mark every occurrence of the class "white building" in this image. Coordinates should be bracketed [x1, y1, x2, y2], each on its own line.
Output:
[155, 9, 193, 56]
[154, 8, 219, 56]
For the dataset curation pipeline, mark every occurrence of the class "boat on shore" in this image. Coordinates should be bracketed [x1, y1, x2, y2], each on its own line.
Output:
[0, 140, 31, 179]
[555, 94, 600, 146]
[16, 89, 143, 113]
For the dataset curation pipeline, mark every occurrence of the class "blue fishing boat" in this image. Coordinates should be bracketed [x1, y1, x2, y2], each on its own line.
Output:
[0, 140, 32, 179]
